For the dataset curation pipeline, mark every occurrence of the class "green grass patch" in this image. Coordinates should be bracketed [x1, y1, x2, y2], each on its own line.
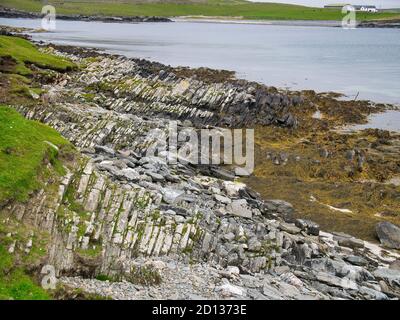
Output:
[95, 274, 113, 282]
[76, 245, 102, 258]
[0, 35, 75, 76]
[1, 0, 400, 21]
[0, 244, 50, 300]
[0, 105, 70, 204]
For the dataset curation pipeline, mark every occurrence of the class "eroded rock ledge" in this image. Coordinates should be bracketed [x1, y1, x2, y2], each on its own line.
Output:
[2, 45, 400, 300]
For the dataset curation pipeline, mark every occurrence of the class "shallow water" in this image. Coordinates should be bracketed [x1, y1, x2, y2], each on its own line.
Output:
[1, 17, 400, 105]
[349, 110, 400, 132]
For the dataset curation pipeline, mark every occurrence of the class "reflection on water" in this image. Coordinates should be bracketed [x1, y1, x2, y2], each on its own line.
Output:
[350, 110, 400, 132]
[1, 17, 400, 104]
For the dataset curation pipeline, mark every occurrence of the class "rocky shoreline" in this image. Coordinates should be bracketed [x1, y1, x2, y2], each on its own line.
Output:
[1, 32, 400, 300]
[357, 19, 400, 28]
[0, 6, 172, 23]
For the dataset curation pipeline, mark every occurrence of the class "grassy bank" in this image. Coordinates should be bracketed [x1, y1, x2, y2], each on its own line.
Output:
[0, 35, 76, 204]
[0, 244, 50, 300]
[0, 35, 77, 299]
[2, 0, 400, 21]
[0, 35, 75, 106]
[0, 106, 69, 204]
[0, 35, 75, 76]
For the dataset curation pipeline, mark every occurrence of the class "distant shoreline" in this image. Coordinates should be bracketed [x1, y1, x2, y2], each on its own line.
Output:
[173, 17, 342, 27]
[1, 5, 399, 28]
[0, 7, 172, 23]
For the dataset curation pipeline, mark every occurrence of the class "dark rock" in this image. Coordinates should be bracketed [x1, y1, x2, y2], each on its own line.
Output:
[295, 219, 320, 236]
[374, 268, 400, 283]
[337, 236, 364, 249]
[345, 149, 356, 161]
[279, 222, 301, 234]
[292, 243, 307, 265]
[376, 221, 400, 249]
[209, 167, 236, 181]
[343, 255, 368, 267]
[263, 200, 295, 223]
[94, 145, 115, 156]
[159, 205, 190, 217]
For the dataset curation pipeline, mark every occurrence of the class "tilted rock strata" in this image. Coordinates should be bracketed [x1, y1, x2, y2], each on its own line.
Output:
[3, 47, 400, 300]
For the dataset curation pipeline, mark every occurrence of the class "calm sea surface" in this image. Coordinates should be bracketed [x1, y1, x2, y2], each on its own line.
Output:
[1, 18, 400, 105]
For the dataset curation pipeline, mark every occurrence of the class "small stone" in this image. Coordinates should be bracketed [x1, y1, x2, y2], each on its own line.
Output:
[226, 266, 240, 276]
[279, 222, 301, 234]
[214, 194, 231, 205]
[145, 260, 166, 270]
[227, 199, 252, 219]
[234, 167, 251, 177]
[274, 266, 290, 275]
[94, 145, 115, 156]
[162, 188, 185, 204]
[344, 255, 368, 267]
[224, 232, 235, 242]
[337, 237, 364, 249]
[119, 168, 140, 181]
[295, 219, 319, 236]
[216, 280, 246, 297]
[223, 181, 246, 197]
[247, 237, 262, 251]
[147, 171, 165, 182]
[316, 272, 358, 290]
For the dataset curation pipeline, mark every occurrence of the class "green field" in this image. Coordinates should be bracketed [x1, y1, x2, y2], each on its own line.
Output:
[2, 0, 400, 21]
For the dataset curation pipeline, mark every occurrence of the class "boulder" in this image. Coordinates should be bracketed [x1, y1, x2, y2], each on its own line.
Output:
[343, 255, 368, 267]
[263, 200, 295, 223]
[279, 222, 301, 235]
[161, 188, 185, 204]
[147, 171, 165, 182]
[216, 280, 246, 297]
[227, 199, 252, 219]
[337, 236, 364, 249]
[214, 194, 232, 205]
[376, 221, 400, 249]
[295, 219, 320, 236]
[234, 167, 251, 177]
[315, 272, 358, 291]
[118, 168, 140, 181]
[223, 181, 246, 197]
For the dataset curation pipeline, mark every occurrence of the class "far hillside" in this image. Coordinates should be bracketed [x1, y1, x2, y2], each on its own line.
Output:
[1, 0, 400, 21]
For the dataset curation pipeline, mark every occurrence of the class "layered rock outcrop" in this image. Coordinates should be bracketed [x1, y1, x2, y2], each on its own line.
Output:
[3, 46, 400, 300]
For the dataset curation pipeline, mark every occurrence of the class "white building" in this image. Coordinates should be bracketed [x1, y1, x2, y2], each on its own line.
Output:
[354, 5, 379, 12]
[324, 4, 379, 13]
